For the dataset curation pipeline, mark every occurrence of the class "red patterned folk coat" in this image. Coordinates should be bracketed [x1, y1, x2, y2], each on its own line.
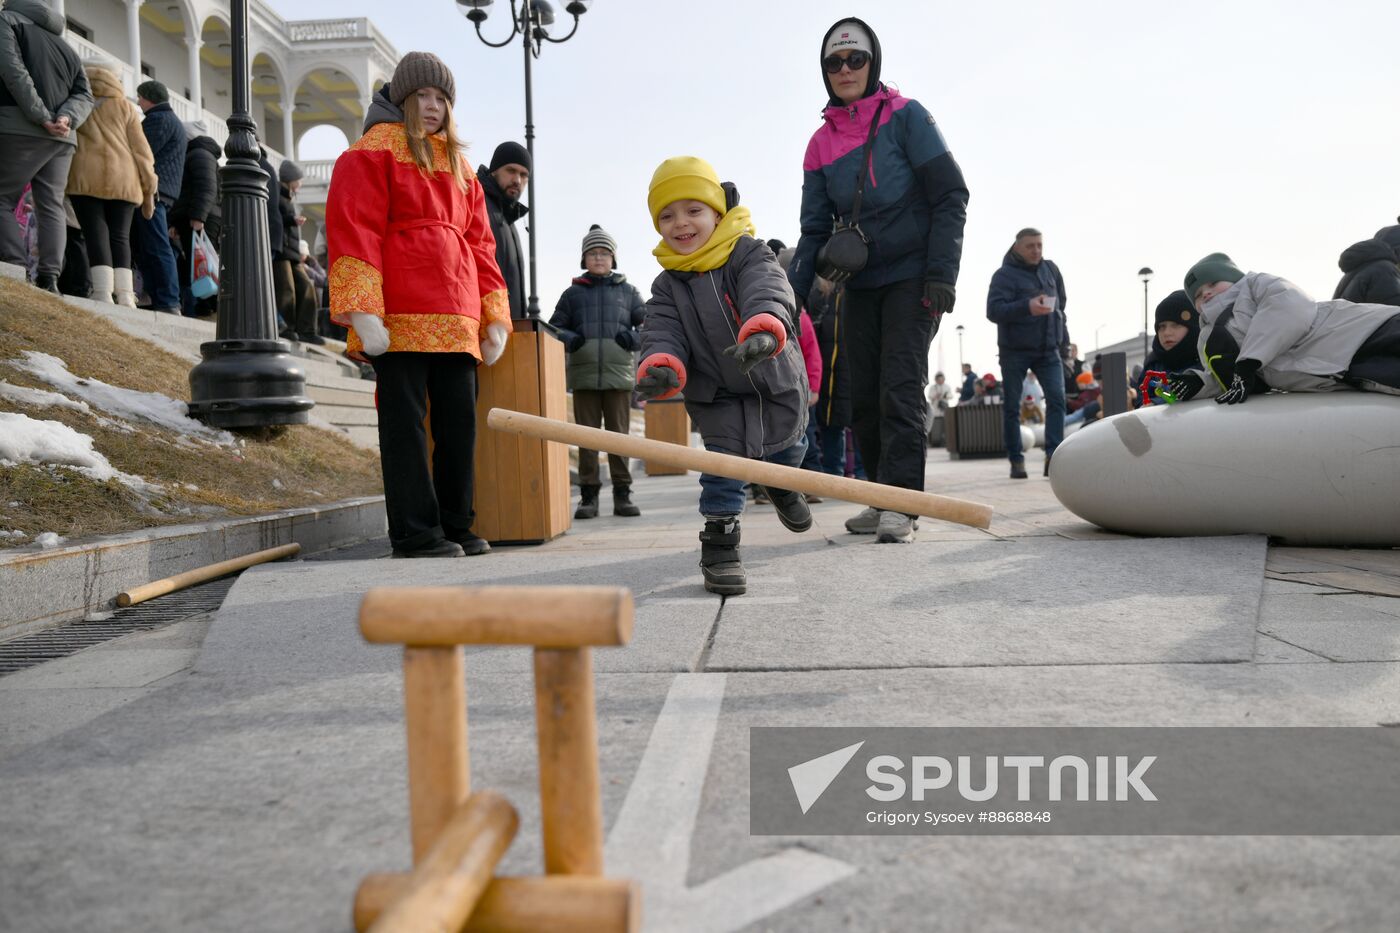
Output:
[326, 121, 510, 362]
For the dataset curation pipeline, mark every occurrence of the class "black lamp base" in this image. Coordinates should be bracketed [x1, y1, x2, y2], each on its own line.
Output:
[188, 338, 314, 428]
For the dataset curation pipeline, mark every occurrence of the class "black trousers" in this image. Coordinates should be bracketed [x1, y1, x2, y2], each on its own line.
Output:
[844, 276, 939, 490]
[70, 195, 135, 268]
[1346, 315, 1400, 391]
[370, 352, 479, 551]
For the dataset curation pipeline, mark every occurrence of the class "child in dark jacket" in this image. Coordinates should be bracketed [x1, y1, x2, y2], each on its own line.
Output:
[636, 156, 811, 596]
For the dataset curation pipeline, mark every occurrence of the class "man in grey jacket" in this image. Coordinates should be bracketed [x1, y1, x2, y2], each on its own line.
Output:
[0, 0, 93, 292]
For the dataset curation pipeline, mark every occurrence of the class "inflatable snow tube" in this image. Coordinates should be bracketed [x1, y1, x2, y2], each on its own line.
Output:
[1048, 393, 1400, 546]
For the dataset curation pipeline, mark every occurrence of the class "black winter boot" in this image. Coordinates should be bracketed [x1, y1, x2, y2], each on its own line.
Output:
[761, 486, 812, 533]
[613, 483, 641, 517]
[699, 517, 745, 595]
[575, 484, 600, 519]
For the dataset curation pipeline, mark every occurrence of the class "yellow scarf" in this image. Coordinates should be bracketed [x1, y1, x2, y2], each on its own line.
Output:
[653, 207, 756, 273]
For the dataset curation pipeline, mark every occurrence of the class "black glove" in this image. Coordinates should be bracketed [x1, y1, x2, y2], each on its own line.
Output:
[1215, 360, 1260, 406]
[1164, 372, 1204, 402]
[566, 333, 586, 353]
[922, 281, 956, 316]
[723, 332, 778, 375]
[614, 330, 636, 350]
[636, 364, 680, 400]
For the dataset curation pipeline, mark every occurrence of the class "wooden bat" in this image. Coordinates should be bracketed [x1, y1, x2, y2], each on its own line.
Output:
[486, 409, 993, 530]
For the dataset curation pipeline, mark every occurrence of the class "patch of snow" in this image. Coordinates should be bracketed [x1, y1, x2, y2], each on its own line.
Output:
[0, 380, 91, 413]
[183, 483, 199, 491]
[12, 352, 235, 445]
[271, 478, 284, 489]
[0, 412, 156, 491]
[0, 529, 28, 539]
[35, 531, 65, 549]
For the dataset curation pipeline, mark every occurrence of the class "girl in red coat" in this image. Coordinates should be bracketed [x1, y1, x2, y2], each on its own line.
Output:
[327, 52, 511, 559]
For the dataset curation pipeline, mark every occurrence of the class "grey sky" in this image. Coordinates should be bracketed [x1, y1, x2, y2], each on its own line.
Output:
[289, 0, 1400, 373]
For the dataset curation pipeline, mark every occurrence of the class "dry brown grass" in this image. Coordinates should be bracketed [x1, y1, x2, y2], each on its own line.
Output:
[0, 277, 381, 549]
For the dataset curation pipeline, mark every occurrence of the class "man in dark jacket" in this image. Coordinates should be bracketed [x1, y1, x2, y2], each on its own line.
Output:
[986, 227, 1069, 478]
[476, 141, 530, 319]
[169, 123, 221, 316]
[0, 0, 94, 293]
[1334, 226, 1400, 307]
[274, 159, 319, 342]
[131, 80, 185, 312]
[549, 224, 646, 519]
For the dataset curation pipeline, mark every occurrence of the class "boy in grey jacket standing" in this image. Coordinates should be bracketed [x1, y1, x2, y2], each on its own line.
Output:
[0, 0, 93, 293]
[636, 156, 812, 596]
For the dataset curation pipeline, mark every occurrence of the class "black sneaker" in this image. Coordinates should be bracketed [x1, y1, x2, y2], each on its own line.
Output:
[574, 484, 600, 520]
[453, 532, 491, 556]
[1010, 460, 1028, 479]
[613, 484, 641, 517]
[762, 487, 812, 533]
[391, 539, 465, 559]
[32, 273, 59, 295]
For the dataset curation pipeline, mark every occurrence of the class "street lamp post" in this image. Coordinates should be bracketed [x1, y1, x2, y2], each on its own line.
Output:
[188, 0, 312, 428]
[1138, 266, 1154, 366]
[457, 0, 592, 319]
[955, 324, 965, 371]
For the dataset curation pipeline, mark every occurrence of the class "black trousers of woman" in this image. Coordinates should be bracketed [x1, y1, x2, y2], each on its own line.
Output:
[69, 195, 135, 268]
[843, 277, 939, 490]
[370, 351, 479, 552]
[1346, 314, 1400, 391]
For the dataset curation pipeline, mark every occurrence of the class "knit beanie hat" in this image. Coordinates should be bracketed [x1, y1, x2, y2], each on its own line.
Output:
[581, 224, 617, 267]
[390, 51, 456, 106]
[1183, 253, 1245, 301]
[647, 156, 726, 229]
[489, 141, 531, 173]
[278, 159, 303, 184]
[1154, 289, 1196, 328]
[136, 80, 169, 104]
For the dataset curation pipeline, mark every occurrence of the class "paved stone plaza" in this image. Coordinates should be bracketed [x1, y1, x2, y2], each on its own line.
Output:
[2, 454, 1399, 932]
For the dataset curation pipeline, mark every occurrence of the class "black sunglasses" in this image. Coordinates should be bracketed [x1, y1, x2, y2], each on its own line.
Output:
[822, 50, 871, 74]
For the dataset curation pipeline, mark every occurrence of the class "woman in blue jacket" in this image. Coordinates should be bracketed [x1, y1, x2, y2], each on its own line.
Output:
[788, 17, 969, 544]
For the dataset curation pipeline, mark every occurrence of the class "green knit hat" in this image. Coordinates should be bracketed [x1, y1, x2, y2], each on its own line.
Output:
[1183, 253, 1245, 303]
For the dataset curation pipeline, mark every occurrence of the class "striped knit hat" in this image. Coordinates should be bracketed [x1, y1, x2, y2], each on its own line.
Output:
[581, 224, 617, 268]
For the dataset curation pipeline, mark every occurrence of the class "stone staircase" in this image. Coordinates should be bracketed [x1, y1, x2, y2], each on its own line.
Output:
[1, 263, 377, 449]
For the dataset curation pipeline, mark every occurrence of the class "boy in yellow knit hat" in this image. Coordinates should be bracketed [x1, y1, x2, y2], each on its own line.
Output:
[636, 156, 811, 596]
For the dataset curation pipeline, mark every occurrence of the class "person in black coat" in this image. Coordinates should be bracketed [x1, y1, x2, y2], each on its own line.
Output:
[476, 141, 530, 319]
[808, 280, 855, 476]
[1334, 227, 1400, 308]
[272, 159, 319, 342]
[169, 126, 220, 316]
[1140, 290, 1201, 405]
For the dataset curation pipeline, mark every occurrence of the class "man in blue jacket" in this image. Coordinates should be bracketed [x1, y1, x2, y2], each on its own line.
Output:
[986, 228, 1068, 478]
[133, 80, 185, 313]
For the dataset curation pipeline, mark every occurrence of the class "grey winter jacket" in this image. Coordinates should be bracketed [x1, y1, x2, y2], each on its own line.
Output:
[550, 272, 646, 391]
[0, 0, 92, 144]
[641, 236, 808, 458]
[1193, 273, 1400, 395]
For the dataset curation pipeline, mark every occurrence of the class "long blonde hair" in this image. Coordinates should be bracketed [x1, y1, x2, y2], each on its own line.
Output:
[403, 93, 469, 192]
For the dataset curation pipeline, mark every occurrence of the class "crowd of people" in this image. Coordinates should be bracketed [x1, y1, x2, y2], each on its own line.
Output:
[2, 0, 322, 340]
[9, 6, 1398, 582]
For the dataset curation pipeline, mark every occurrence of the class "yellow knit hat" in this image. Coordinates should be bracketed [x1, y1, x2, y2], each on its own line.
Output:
[647, 156, 726, 230]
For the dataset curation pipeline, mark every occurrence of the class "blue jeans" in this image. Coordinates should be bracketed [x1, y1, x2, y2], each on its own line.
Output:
[999, 350, 1066, 462]
[818, 426, 846, 476]
[801, 417, 822, 472]
[132, 200, 180, 309]
[699, 437, 807, 517]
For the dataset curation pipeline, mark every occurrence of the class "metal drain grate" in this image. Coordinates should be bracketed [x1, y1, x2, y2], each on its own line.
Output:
[0, 575, 238, 676]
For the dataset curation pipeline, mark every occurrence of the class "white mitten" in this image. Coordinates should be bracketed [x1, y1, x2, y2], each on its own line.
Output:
[350, 313, 389, 356]
[481, 322, 509, 366]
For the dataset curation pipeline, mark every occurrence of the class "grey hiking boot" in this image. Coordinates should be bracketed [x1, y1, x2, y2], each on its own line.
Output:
[613, 483, 641, 517]
[761, 486, 811, 533]
[875, 511, 917, 544]
[844, 506, 880, 535]
[699, 517, 745, 595]
[574, 484, 600, 520]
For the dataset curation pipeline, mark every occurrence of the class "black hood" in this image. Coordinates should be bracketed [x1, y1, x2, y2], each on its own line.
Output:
[6, 0, 64, 34]
[188, 136, 222, 158]
[1002, 246, 1039, 270]
[820, 17, 883, 108]
[1339, 237, 1398, 273]
[1375, 224, 1400, 252]
[363, 83, 404, 133]
[477, 164, 528, 223]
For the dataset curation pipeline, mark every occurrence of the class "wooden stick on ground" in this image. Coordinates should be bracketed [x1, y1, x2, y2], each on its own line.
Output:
[367, 791, 518, 933]
[486, 408, 993, 529]
[115, 543, 301, 607]
[353, 874, 641, 933]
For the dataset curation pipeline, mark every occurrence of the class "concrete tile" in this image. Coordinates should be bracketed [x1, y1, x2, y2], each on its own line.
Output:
[0, 648, 197, 690]
[1252, 632, 1330, 664]
[1258, 593, 1400, 662]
